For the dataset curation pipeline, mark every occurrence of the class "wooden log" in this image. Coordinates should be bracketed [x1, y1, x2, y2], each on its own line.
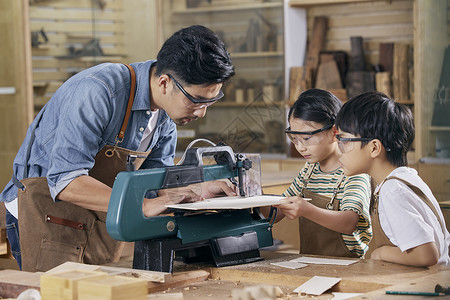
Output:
[348, 36, 366, 71]
[392, 43, 410, 101]
[375, 72, 392, 97]
[379, 43, 394, 72]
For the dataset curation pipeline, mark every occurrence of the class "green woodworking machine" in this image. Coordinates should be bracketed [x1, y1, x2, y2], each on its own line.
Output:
[106, 145, 276, 273]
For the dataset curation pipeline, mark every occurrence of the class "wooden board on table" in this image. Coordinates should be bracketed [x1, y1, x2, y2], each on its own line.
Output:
[0, 270, 40, 298]
[46, 261, 171, 283]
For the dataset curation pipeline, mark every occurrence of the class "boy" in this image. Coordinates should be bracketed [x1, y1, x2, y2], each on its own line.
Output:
[335, 92, 450, 266]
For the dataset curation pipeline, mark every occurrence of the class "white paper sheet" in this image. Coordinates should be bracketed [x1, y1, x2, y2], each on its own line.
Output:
[293, 276, 341, 295]
[270, 261, 308, 270]
[165, 195, 285, 210]
[291, 257, 358, 266]
[332, 292, 363, 299]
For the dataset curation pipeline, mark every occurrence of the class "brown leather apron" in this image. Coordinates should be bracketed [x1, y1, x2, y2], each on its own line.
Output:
[17, 64, 152, 272]
[367, 176, 446, 258]
[297, 164, 358, 258]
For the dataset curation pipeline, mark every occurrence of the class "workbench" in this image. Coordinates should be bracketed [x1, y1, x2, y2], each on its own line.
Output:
[2, 251, 448, 299]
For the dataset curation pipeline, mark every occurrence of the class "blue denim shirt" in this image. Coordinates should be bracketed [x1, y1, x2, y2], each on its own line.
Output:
[1, 60, 177, 202]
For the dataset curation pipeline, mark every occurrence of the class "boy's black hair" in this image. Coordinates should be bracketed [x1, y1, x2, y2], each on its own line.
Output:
[288, 88, 343, 126]
[335, 91, 415, 167]
[155, 25, 235, 85]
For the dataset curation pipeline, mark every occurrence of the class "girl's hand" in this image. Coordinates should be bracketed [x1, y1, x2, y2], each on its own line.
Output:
[274, 196, 312, 219]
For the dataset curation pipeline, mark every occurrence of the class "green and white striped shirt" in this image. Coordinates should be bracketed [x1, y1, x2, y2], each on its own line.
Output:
[283, 162, 372, 257]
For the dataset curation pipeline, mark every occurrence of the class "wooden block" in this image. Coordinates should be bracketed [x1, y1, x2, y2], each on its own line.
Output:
[392, 43, 410, 101]
[315, 60, 343, 90]
[375, 72, 392, 97]
[235, 89, 245, 104]
[77, 275, 147, 300]
[40, 270, 107, 300]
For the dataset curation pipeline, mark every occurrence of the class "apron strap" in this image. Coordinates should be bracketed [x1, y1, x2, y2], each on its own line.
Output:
[105, 64, 137, 157]
[13, 63, 137, 188]
[300, 163, 316, 196]
[375, 176, 447, 236]
[326, 173, 346, 210]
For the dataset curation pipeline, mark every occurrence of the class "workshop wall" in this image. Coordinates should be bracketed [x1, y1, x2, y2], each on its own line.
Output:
[29, 0, 126, 114]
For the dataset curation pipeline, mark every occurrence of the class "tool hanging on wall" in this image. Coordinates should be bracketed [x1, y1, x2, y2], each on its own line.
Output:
[31, 28, 48, 48]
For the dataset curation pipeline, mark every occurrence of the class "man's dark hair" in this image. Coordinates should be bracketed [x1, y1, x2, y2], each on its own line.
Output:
[156, 25, 235, 85]
[288, 88, 343, 126]
[335, 91, 415, 167]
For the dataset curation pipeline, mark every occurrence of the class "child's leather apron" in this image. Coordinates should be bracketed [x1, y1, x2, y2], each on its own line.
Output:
[297, 164, 358, 258]
[15, 64, 151, 272]
[366, 176, 446, 258]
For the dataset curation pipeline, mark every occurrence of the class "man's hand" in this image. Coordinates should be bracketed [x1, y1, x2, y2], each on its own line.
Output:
[143, 189, 203, 217]
[193, 180, 237, 199]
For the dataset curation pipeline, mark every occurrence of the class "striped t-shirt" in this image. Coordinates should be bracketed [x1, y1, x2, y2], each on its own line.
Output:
[282, 162, 372, 257]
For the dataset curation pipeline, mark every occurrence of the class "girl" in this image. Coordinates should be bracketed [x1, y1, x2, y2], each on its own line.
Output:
[271, 89, 372, 257]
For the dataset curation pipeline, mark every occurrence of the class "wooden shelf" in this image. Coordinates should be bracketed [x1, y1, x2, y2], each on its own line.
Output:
[213, 101, 285, 107]
[396, 100, 414, 105]
[77, 56, 124, 62]
[429, 126, 450, 132]
[173, 2, 282, 14]
[289, 0, 377, 7]
[230, 51, 283, 59]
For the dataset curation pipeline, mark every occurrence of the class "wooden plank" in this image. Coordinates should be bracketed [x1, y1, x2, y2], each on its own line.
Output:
[392, 43, 410, 101]
[304, 16, 328, 89]
[0, 270, 40, 298]
[46, 262, 172, 283]
[379, 43, 394, 72]
[147, 270, 210, 294]
[375, 72, 392, 98]
[288, 67, 303, 105]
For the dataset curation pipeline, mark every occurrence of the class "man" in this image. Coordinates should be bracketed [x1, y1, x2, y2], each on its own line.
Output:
[1, 25, 236, 271]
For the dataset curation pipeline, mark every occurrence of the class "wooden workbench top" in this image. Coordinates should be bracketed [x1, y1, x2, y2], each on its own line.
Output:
[156, 251, 450, 299]
[1, 252, 449, 299]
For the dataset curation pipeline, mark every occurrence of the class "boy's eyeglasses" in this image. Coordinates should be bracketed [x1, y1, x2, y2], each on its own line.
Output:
[285, 124, 333, 146]
[166, 74, 224, 108]
[335, 134, 374, 153]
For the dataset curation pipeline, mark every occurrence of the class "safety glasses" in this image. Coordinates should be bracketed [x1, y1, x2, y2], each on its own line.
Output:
[167, 74, 224, 108]
[285, 124, 333, 146]
[335, 134, 374, 153]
